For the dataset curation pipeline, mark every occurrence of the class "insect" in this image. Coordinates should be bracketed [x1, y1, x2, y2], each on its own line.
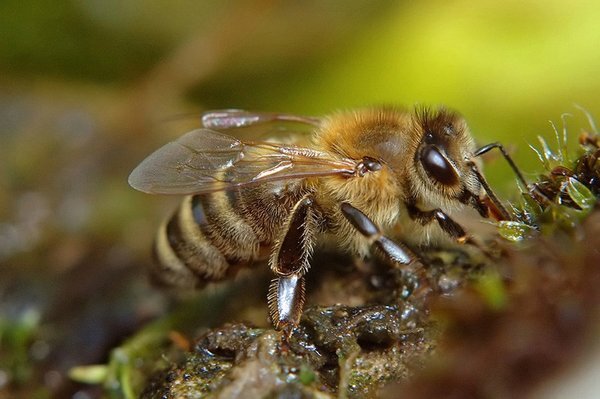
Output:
[129, 107, 515, 337]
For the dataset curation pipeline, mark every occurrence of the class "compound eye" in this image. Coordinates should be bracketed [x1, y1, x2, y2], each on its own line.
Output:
[421, 145, 458, 185]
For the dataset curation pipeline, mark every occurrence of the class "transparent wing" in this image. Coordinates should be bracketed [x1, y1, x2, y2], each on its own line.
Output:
[128, 128, 357, 195]
[201, 109, 323, 143]
[202, 109, 322, 129]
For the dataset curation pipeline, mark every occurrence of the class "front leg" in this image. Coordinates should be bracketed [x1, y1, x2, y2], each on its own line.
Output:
[406, 202, 490, 256]
[406, 202, 469, 244]
[268, 194, 318, 338]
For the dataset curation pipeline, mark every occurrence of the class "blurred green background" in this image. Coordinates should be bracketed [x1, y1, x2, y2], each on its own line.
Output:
[1, 0, 599, 397]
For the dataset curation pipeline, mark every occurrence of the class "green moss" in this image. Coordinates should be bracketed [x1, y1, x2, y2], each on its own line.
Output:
[0, 309, 40, 386]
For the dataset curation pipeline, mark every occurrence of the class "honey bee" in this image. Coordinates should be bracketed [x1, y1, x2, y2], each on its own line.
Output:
[129, 107, 513, 337]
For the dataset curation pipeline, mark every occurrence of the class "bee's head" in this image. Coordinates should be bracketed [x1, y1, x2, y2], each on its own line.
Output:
[317, 106, 491, 216]
[410, 107, 486, 213]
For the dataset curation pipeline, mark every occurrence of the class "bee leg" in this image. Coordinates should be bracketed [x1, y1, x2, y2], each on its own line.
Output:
[268, 275, 306, 340]
[406, 203, 473, 245]
[268, 195, 317, 338]
[340, 202, 431, 299]
[340, 202, 414, 265]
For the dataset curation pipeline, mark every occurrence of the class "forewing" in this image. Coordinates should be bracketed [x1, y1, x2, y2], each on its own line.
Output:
[129, 128, 356, 195]
[201, 109, 322, 142]
[202, 109, 322, 129]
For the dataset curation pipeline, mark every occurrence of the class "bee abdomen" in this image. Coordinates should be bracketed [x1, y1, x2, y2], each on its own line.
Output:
[152, 192, 261, 288]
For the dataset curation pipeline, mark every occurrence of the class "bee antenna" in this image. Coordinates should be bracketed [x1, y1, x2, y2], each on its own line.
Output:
[474, 142, 528, 189]
[474, 142, 554, 214]
[468, 161, 513, 221]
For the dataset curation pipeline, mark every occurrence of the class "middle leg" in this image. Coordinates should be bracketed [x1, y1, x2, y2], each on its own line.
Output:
[339, 202, 433, 297]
